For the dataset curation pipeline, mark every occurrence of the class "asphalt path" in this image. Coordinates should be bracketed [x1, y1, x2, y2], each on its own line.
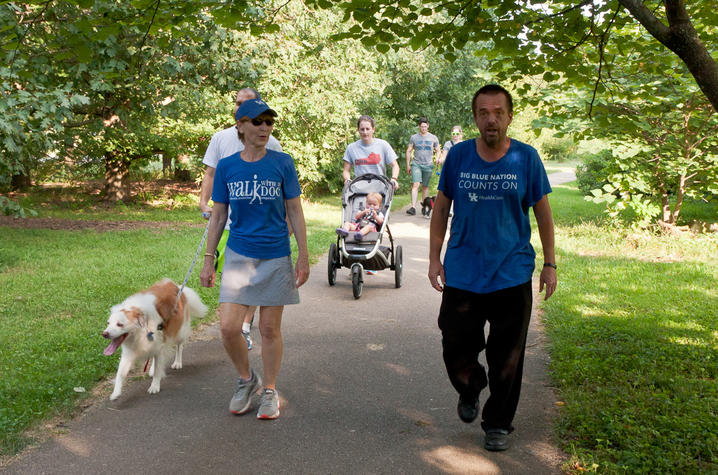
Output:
[3, 171, 575, 475]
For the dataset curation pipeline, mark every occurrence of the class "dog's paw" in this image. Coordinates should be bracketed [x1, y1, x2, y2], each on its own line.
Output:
[171, 361, 182, 370]
[110, 391, 121, 401]
[147, 382, 161, 394]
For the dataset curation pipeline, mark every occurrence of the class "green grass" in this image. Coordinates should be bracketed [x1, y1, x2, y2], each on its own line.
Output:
[537, 183, 718, 473]
[14, 182, 202, 222]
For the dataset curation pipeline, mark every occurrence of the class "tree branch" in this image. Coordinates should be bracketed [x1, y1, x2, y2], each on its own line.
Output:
[135, 0, 161, 75]
[589, 5, 621, 118]
[524, 0, 593, 27]
[9, 0, 53, 71]
[425, 0, 478, 52]
[618, 0, 718, 112]
[617, 0, 670, 42]
[267, 0, 292, 25]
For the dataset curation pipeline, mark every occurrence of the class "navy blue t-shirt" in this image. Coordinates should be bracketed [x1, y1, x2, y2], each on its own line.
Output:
[212, 149, 301, 259]
[438, 139, 551, 293]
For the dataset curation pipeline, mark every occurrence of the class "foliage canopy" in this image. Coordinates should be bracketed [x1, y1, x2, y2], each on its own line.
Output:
[318, 0, 718, 112]
[534, 23, 718, 227]
[1, 0, 484, 209]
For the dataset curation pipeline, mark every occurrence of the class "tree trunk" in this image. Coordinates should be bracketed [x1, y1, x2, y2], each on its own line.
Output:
[670, 174, 687, 224]
[103, 151, 131, 202]
[174, 153, 191, 181]
[661, 192, 671, 223]
[162, 153, 172, 177]
[10, 172, 31, 191]
[654, 153, 671, 223]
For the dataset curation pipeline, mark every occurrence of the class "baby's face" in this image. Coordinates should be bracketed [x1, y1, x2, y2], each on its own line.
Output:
[366, 198, 380, 210]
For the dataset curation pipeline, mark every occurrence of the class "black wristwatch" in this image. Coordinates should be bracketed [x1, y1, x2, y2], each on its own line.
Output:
[543, 262, 557, 270]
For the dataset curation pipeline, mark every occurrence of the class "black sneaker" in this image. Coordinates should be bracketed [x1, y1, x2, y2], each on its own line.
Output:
[484, 429, 510, 451]
[457, 395, 479, 423]
[406, 207, 416, 215]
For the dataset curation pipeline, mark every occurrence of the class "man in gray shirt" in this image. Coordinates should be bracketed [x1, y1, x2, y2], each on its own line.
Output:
[405, 117, 440, 216]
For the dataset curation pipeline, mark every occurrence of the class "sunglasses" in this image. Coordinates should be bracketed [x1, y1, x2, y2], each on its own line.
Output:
[452, 132, 461, 136]
[251, 118, 275, 126]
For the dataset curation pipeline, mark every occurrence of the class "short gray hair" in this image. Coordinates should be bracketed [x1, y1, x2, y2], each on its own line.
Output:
[237, 87, 261, 100]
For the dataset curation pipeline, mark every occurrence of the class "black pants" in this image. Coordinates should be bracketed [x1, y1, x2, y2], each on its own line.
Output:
[437, 281, 533, 432]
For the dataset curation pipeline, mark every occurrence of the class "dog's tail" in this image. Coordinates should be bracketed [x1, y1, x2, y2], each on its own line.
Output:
[181, 286, 208, 319]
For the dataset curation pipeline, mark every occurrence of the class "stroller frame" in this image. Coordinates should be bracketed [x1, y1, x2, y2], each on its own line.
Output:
[327, 174, 403, 299]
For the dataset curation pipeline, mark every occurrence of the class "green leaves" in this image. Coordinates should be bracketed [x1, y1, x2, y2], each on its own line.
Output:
[327, 0, 716, 112]
[530, 17, 718, 227]
[0, 0, 273, 201]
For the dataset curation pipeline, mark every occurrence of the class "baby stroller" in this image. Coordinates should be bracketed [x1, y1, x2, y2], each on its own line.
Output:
[327, 173, 403, 299]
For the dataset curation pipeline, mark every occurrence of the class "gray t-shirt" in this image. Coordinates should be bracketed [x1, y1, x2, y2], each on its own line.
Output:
[443, 140, 455, 153]
[343, 138, 398, 177]
[409, 133, 440, 165]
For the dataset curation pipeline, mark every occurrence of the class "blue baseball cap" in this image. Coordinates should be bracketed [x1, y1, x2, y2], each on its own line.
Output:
[235, 98, 278, 121]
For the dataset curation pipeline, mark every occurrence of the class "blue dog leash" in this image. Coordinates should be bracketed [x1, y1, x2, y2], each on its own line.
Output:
[173, 217, 212, 312]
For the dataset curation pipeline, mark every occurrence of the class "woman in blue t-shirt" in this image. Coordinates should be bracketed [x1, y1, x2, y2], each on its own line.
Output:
[200, 98, 309, 420]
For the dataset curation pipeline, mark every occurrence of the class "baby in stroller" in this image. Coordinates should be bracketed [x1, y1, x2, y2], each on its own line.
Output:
[327, 174, 402, 297]
[335, 192, 384, 241]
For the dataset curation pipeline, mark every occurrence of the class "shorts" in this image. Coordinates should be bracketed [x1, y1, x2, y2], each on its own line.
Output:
[219, 247, 300, 306]
[411, 163, 434, 187]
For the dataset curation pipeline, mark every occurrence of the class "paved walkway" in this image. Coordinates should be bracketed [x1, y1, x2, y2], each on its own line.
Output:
[3, 172, 574, 475]
[547, 171, 576, 186]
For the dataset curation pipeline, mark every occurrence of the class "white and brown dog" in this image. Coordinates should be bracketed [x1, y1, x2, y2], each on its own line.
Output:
[102, 278, 208, 400]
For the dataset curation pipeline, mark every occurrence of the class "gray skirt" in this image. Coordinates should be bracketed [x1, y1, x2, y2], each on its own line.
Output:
[219, 247, 300, 306]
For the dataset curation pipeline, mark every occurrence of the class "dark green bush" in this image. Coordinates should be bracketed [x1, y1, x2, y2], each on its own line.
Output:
[576, 150, 613, 195]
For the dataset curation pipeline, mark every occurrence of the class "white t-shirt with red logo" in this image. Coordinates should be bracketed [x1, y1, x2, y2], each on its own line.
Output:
[343, 138, 397, 178]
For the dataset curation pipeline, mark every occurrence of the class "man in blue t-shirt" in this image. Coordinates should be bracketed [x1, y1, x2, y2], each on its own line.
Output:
[428, 85, 557, 452]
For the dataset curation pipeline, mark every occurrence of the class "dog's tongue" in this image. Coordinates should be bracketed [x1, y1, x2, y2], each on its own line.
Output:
[103, 336, 125, 356]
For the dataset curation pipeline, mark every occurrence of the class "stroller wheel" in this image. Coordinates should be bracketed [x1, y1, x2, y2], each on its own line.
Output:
[328, 243, 338, 286]
[351, 263, 363, 299]
[394, 245, 403, 288]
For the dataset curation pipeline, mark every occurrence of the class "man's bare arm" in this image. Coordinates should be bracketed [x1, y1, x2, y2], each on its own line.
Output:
[533, 195, 557, 300]
[199, 166, 216, 216]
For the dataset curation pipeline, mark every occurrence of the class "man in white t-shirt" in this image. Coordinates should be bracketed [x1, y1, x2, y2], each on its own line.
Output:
[198, 87, 283, 350]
